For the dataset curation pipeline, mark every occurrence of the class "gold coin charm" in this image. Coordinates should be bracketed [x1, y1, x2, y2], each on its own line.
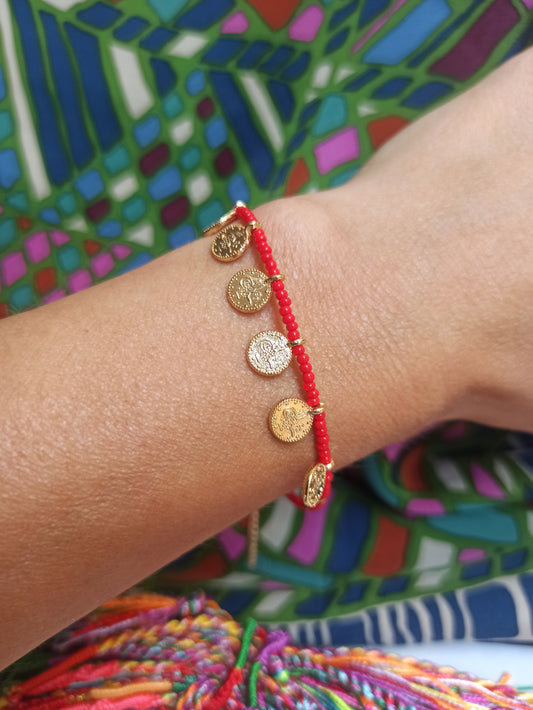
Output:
[227, 269, 271, 313]
[247, 331, 292, 376]
[211, 223, 250, 262]
[302, 464, 327, 508]
[269, 398, 313, 443]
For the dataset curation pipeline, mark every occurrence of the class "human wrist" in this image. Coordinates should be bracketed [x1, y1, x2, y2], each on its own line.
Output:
[254, 184, 467, 468]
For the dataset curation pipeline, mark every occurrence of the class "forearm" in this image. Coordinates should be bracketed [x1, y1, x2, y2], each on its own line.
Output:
[0, 187, 457, 669]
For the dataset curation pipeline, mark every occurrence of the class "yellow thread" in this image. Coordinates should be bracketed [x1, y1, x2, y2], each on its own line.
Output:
[89, 680, 172, 699]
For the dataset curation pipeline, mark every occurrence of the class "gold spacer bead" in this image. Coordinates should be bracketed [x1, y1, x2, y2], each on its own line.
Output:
[245, 220, 262, 236]
[288, 337, 304, 347]
[267, 273, 285, 282]
[325, 460, 335, 471]
[311, 402, 325, 416]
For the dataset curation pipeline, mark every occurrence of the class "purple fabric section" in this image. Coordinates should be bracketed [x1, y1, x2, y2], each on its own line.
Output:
[430, 0, 519, 81]
[287, 493, 333, 564]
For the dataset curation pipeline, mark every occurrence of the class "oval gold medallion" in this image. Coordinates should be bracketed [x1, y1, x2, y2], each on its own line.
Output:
[247, 331, 292, 376]
[302, 464, 327, 508]
[269, 398, 313, 443]
[211, 223, 250, 262]
[227, 269, 271, 313]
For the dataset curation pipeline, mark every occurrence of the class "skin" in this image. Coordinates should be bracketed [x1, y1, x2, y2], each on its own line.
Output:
[1, 47, 533, 671]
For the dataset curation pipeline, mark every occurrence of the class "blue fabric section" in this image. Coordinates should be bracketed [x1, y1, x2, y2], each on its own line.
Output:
[113, 17, 148, 41]
[65, 23, 122, 151]
[328, 500, 371, 574]
[402, 81, 452, 109]
[281, 52, 311, 81]
[423, 598, 443, 640]
[461, 559, 491, 581]
[117, 253, 152, 274]
[237, 41, 271, 69]
[326, 28, 349, 54]
[175, 0, 234, 30]
[406, 604, 423, 642]
[140, 28, 176, 51]
[466, 584, 518, 639]
[77, 2, 121, 28]
[219, 590, 256, 615]
[378, 575, 408, 596]
[271, 162, 291, 190]
[299, 99, 320, 126]
[260, 47, 294, 74]
[363, 0, 451, 65]
[339, 581, 368, 604]
[150, 59, 177, 97]
[12, 0, 70, 185]
[287, 130, 307, 154]
[203, 39, 245, 64]
[372, 77, 412, 99]
[359, 0, 390, 27]
[328, 617, 367, 645]
[367, 610, 382, 644]
[502, 548, 527, 571]
[344, 69, 381, 92]
[0, 149, 21, 189]
[40, 11, 93, 168]
[389, 607, 406, 644]
[330, 1, 358, 29]
[210, 71, 274, 189]
[296, 592, 335, 616]
[443, 592, 465, 639]
[267, 81, 294, 122]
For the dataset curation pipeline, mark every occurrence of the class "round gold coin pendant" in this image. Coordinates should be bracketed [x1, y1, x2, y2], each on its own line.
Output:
[302, 464, 327, 508]
[211, 223, 250, 262]
[247, 331, 292, 376]
[227, 269, 271, 313]
[269, 398, 313, 443]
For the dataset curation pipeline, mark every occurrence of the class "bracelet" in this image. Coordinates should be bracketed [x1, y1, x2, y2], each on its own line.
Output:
[204, 202, 334, 517]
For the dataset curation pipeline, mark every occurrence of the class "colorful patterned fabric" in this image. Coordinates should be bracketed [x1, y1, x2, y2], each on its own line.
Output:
[1, 0, 533, 664]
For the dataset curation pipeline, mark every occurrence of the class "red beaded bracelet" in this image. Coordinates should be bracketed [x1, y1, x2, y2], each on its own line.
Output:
[204, 201, 334, 514]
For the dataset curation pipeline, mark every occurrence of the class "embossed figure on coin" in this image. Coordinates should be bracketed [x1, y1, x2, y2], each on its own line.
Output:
[227, 269, 271, 313]
[212, 223, 250, 262]
[247, 331, 291, 376]
[269, 398, 313, 443]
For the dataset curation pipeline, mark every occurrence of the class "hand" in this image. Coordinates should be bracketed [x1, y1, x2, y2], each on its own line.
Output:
[313, 46, 533, 436]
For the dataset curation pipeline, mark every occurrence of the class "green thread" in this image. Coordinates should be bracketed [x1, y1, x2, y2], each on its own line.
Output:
[249, 661, 261, 707]
[236, 617, 257, 669]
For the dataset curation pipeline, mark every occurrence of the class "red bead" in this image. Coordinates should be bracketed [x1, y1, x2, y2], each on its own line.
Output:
[317, 435, 329, 446]
[303, 372, 314, 384]
[308, 397, 320, 408]
[287, 329, 300, 341]
[297, 352, 309, 365]
[259, 245, 272, 258]
[279, 306, 292, 317]
[305, 382, 318, 393]
[264, 259, 278, 272]
[299, 362, 312, 374]
[277, 295, 291, 307]
[314, 412, 326, 423]
[319, 447, 331, 460]
[272, 280, 284, 292]
[236, 206, 254, 222]
[283, 313, 296, 326]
